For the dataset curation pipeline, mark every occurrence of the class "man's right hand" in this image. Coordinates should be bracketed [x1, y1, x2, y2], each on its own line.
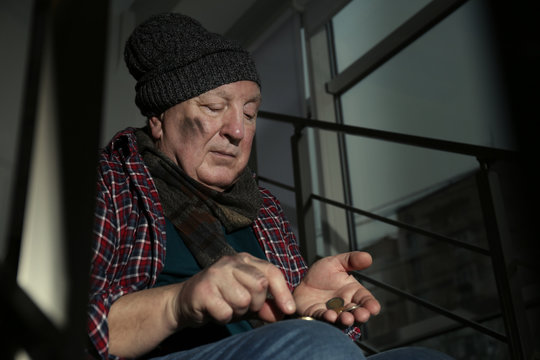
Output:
[173, 252, 296, 328]
[108, 252, 295, 358]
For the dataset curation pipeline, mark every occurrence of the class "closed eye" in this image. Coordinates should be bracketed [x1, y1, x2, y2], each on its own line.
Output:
[203, 104, 224, 113]
[243, 102, 259, 121]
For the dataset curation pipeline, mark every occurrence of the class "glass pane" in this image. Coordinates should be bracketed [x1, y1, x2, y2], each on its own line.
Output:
[344, 134, 502, 357]
[340, 0, 515, 150]
[332, 0, 431, 72]
[346, 135, 479, 221]
[353, 168, 504, 359]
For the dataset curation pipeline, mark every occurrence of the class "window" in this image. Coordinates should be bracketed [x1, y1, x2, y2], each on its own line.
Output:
[300, 0, 519, 357]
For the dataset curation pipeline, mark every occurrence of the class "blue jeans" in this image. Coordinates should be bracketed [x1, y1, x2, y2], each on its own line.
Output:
[149, 319, 453, 360]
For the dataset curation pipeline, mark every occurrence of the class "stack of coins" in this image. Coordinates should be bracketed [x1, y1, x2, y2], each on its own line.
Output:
[326, 297, 361, 314]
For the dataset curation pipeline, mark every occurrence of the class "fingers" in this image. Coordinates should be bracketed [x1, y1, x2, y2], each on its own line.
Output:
[304, 281, 380, 327]
[336, 286, 381, 325]
[235, 254, 296, 319]
[357, 295, 381, 316]
[179, 253, 294, 326]
[264, 264, 296, 314]
[319, 304, 377, 327]
[230, 263, 269, 312]
[333, 293, 381, 326]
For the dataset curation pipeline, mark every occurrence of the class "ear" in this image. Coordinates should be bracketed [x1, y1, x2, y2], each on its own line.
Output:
[148, 115, 163, 140]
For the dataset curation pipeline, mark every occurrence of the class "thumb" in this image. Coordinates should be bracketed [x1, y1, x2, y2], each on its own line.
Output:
[337, 251, 372, 272]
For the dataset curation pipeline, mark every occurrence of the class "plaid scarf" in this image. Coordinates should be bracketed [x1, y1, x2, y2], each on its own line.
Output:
[135, 128, 262, 268]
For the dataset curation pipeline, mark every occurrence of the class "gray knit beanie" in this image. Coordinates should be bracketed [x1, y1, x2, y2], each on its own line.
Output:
[124, 13, 261, 117]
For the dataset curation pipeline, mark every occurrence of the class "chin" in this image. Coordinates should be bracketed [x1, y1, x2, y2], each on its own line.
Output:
[200, 176, 237, 192]
[197, 165, 245, 191]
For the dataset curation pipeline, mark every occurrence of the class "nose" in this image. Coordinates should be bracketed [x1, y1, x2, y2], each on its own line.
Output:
[221, 106, 245, 145]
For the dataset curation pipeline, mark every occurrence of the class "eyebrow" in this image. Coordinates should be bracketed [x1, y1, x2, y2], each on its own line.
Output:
[248, 93, 262, 103]
[209, 89, 262, 104]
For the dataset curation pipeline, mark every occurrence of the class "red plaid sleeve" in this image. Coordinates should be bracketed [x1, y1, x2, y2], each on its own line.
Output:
[88, 129, 166, 360]
[252, 188, 307, 290]
[252, 187, 362, 341]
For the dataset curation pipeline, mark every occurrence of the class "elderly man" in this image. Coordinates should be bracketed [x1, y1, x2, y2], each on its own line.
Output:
[87, 13, 453, 360]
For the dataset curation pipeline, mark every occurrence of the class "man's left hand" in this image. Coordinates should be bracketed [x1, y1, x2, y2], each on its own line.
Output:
[293, 251, 381, 327]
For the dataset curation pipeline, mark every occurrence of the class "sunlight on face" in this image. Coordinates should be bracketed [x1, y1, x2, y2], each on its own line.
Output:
[149, 81, 261, 191]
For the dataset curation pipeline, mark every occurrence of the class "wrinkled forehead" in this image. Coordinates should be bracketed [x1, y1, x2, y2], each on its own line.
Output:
[198, 81, 261, 103]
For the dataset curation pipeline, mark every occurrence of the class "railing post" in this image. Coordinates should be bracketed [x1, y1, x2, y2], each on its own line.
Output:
[291, 126, 307, 259]
[291, 125, 318, 264]
[51, 1, 108, 357]
[475, 159, 532, 360]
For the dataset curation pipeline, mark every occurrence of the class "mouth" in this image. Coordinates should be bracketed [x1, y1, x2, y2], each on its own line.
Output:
[210, 150, 236, 158]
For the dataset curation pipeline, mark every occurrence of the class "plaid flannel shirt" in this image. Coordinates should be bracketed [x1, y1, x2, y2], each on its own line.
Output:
[88, 128, 359, 360]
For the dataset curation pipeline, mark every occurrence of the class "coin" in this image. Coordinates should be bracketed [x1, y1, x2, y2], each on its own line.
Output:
[343, 304, 361, 312]
[326, 297, 345, 312]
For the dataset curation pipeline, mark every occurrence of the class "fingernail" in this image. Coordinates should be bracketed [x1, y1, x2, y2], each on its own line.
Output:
[285, 300, 295, 312]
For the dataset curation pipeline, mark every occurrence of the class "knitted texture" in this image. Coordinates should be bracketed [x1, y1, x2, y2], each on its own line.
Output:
[124, 13, 260, 117]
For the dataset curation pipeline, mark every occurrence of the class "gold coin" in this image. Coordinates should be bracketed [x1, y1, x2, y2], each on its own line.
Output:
[326, 297, 345, 311]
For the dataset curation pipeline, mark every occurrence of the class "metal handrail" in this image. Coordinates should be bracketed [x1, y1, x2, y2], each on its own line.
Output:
[258, 110, 518, 161]
[309, 193, 491, 256]
[257, 175, 296, 192]
[257, 109, 528, 358]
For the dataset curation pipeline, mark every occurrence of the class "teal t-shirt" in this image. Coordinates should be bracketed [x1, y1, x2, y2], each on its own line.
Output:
[155, 218, 267, 335]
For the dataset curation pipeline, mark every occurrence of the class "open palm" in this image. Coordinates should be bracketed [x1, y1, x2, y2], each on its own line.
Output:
[293, 252, 381, 327]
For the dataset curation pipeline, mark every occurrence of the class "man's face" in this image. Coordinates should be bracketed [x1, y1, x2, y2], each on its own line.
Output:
[149, 80, 261, 192]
